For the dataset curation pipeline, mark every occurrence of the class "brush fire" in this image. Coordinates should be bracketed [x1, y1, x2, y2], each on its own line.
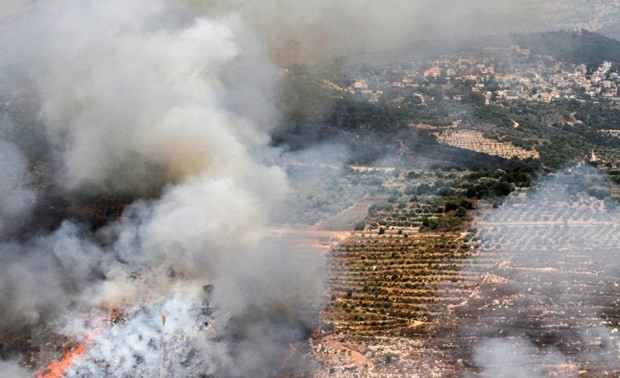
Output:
[37, 330, 96, 378]
[0, 1, 326, 377]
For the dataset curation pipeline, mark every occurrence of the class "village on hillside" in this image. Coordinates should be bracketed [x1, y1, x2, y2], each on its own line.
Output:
[344, 46, 620, 105]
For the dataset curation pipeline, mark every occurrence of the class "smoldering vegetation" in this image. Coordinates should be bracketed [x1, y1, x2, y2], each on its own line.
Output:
[458, 164, 620, 376]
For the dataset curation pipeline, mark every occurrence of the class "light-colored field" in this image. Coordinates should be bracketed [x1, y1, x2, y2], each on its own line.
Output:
[601, 129, 620, 139]
[436, 130, 540, 160]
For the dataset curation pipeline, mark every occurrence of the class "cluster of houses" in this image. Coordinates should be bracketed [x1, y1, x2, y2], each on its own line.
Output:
[345, 46, 620, 105]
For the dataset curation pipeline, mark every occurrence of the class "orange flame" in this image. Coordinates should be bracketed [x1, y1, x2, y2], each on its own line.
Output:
[37, 344, 87, 378]
[37, 331, 98, 378]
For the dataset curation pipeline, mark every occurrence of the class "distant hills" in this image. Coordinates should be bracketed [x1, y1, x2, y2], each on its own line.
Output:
[598, 21, 620, 42]
[513, 30, 620, 64]
[343, 30, 620, 66]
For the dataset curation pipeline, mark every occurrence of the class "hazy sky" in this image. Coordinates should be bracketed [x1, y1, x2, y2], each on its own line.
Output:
[3, 0, 620, 64]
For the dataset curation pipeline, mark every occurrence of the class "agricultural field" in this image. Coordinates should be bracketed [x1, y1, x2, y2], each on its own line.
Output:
[601, 129, 620, 139]
[310, 164, 620, 377]
[435, 129, 541, 160]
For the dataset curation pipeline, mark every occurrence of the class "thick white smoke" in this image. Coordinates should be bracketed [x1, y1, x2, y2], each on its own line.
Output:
[0, 360, 30, 378]
[0, 0, 322, 376]
[21, 0, 284, 196]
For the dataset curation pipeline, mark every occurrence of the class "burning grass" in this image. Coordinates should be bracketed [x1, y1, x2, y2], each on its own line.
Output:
[37, 321, 104, 378]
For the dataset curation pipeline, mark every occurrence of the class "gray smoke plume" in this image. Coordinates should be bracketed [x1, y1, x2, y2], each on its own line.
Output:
[0, 1, 324, 376]
[17, 0, 284, 196]
[183, 0, 551, 62]
[0, 360, 30, 378]
[0, 138, 36, 237]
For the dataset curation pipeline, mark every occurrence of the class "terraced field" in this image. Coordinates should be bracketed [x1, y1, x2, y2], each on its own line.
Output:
[312, 165, 620, 377]
[454, 167, 620, 377]
[326, 230, 473, 337]
[436, 130, 540, 160]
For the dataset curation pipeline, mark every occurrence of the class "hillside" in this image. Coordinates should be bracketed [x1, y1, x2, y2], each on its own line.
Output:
[513, 30, 620, 64]
[280, 25, 620, 173]
[274, 33, 620, 375]
[340, 30, 620, 67]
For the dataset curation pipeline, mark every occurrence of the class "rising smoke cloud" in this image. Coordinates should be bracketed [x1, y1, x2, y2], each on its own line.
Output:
[20, 0, 284, 195]
[0, 0, 322, 376]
